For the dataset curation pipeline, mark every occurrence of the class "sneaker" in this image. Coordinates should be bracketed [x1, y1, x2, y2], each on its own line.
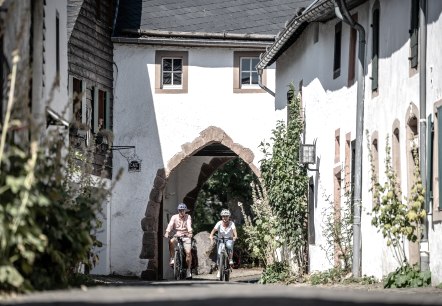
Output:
[229, 259, 234, 265]
[186, 269, 192, 279]
[216, 271, 220, 278]
[169, 258, 174, 266]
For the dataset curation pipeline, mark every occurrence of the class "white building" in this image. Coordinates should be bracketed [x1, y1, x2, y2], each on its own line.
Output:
[258, 0, 442, 285]
[108, 0, 310, 279]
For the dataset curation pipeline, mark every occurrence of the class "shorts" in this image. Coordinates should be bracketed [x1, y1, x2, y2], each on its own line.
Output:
[217, 239, 234, 255]
[171, 237, 192, 253]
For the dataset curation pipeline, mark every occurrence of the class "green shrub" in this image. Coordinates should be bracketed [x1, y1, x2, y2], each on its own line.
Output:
[309, 268, 345, 285]
[260, 262, 293, 284]
[0, 132, 111, 292]
[383, 264, 431, 288]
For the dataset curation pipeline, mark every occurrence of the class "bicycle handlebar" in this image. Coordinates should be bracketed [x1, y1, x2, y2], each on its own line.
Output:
[216, 236, 234, 241]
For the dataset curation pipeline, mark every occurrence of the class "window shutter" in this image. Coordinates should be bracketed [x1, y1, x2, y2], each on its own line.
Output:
[92, 86, 98, 133]
[426, 114, 433, 210]
[371, 8, 380, 91]
[333, 22, 342, 79]
[105, 91, 110, 130]
[308, 179, 315, 245]
[438, 108, 442, 210]
[410, 0, 419, 68]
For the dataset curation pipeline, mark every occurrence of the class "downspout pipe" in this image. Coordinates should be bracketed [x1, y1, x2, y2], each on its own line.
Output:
[334, 0, 366, 278]
[419, 0, 429, 271]
[258, 68, 275, 97]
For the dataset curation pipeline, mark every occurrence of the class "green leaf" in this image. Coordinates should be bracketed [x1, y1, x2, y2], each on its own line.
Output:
[0, 265, 24, 288]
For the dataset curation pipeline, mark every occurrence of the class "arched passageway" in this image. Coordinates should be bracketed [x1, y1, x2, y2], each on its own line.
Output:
[139, 126, 261, 280]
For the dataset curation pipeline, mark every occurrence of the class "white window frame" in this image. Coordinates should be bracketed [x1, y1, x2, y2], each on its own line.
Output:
[155, 51, 188, 94]
[240, 57, 259, 89]
[161, 57, 183, 89]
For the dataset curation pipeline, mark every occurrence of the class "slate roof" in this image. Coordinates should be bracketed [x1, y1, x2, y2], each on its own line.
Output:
[257, 0, 367, 68]
[114, 0, 313, 37]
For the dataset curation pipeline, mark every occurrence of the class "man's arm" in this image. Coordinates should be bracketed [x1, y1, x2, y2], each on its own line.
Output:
[164, 215, 176, 238]
[186, 215, 193, 237]
[232, 227, 238, 241]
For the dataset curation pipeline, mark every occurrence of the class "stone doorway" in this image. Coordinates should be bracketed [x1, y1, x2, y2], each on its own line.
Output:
[139, 126, 260, 280]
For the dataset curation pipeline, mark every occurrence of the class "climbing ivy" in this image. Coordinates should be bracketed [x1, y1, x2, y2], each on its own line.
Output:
[259, 83, 309, 275]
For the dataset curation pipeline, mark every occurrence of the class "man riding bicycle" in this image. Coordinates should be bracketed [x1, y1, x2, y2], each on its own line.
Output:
[209, 209, 238, 278]
[164, 203, 193, 279]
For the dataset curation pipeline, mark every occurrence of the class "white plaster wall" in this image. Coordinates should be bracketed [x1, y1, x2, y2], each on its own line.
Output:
[90, 195, 111, 275]
[426, 0, 442, 285]
[361, 0, 421, 279]
[111, 44, 283, 275]
[42, 0, 69, 119]
[273, 0, 442, 281]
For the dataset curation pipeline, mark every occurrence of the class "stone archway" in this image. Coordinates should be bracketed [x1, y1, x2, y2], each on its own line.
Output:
[139, 126, 261, 279]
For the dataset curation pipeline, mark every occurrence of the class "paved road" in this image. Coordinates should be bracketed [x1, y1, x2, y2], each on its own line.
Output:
[2, 278, 442, 306]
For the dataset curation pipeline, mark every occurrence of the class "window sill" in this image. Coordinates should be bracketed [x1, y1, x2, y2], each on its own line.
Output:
[155, 88, 187, 94]
[233, 88, 266, 94]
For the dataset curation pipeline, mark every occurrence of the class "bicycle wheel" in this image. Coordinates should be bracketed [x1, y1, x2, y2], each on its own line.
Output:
[218, 252, 225, 281]
[224, 253, 230, 282]
[179, 250, 187, 279]
[173, 251, 180, 280]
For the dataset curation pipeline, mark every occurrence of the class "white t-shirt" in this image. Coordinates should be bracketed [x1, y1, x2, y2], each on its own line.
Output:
[214, 221, 236, 238]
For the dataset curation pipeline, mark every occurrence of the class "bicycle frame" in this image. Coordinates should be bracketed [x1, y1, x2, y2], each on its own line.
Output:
[173, 236, 197, 280]
[217, 237, 232, 281]
[173, 236, 188, 280]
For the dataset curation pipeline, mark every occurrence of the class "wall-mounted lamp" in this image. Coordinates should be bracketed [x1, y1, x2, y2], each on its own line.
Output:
[300, 139, 319, 171]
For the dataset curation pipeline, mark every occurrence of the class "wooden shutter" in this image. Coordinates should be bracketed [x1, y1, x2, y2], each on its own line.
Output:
[438, 108, 442, 211]
[333, 22, 342, 79]
[371, 8, 380, 91]
[410, 0, 419, 69]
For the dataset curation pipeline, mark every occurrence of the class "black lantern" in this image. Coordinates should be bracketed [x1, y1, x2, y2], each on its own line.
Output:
[300, 139, 319, 171]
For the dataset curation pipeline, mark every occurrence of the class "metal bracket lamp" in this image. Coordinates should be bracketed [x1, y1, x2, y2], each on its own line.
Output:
[299, 139, 319, 172]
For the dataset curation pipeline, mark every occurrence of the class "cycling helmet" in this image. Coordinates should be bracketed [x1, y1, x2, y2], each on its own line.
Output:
[177, 203, 188, 211]
[220, 209, 231, 216]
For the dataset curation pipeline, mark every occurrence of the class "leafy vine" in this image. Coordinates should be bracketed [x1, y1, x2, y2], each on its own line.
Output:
[259, 83, 309, 275]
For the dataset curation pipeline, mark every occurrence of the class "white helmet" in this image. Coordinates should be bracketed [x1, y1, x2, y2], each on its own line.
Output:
[220, 209, 231, 216]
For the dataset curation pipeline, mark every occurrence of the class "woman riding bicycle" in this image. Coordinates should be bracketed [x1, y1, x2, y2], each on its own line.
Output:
[209, 209, 238, 278]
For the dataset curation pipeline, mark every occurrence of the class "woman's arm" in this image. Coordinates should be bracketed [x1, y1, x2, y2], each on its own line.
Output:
[209, 224, 218, 244]
[232, 227, 238, 241]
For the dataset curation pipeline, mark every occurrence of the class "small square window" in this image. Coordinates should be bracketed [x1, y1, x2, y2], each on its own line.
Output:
[240, 57, 259, 88]
[162, 58, 182, 88]
[155, 51, 188, 94]
[233, 51, 265, 93]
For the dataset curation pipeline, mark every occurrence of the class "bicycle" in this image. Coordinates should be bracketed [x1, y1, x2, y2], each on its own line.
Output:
[171, 235, 196, 280]
[216, 236, 233, 281]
